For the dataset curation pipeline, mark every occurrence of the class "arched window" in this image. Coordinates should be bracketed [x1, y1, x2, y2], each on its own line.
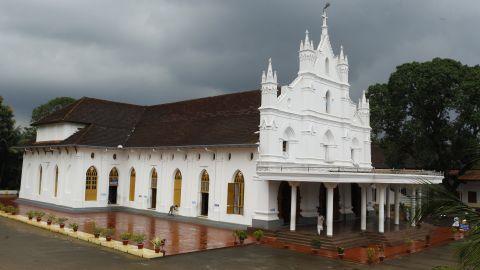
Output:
[129, 168, 136, 201]
[323, 130, 334, 162]
[38, 165, 43, 195]
[54, 166, 59, 197]
[200, 170, 209, 194]
[351, 138, 360, 163]
[173, 169, 182, 207]
[109, 167, 119, 186]
[282, 127, 295, 156]
[85, 166, 98, 201]
[108, 167, 119, 205]
[325, 91, 331, 113]
[325, 57, 330, 75]
[151, 168, 158, 189]
[227, 171, 245, 215]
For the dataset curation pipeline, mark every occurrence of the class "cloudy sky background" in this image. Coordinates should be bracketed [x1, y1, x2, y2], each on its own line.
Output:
[1, 0, 479, 126]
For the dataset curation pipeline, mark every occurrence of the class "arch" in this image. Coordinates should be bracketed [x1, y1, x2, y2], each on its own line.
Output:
[325, 57, 330, 74]
[325, 90, 331, 113]
[282, 127, 295, 154]
[227, 170, 245, 215]
[173, 169, 182, 207]
[54, 165, 59, 197]
[108, 167, 119, 204]
[150, 168, 158, 209]
[351, 138, 360, 163]
[38, 165, 43, 195]
[323, 130, 334, 162]
[199, 170, 210, 216]
[85, 166, 98, 201]
[129, 168, 136, 202]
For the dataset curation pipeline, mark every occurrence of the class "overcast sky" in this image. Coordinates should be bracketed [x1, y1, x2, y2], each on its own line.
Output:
[1, 0, 479, 126]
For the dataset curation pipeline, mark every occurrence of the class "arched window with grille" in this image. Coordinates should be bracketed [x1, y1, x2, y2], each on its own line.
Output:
[129, 168, 136, 201]
[227, 171, 244, 215]
[85, 166, 98, 201]
[173, 169, 182, 207]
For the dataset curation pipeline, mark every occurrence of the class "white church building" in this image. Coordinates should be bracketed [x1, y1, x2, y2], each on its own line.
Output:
[18, 10, 442, 236]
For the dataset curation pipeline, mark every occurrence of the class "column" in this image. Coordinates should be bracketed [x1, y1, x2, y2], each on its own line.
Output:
[378, 184, 386, 233]
[289, 182, 299, 231]
[386, 185, 391, 219]
[324, 183, 337, 237]
[411, 186, 417, 227]
[418, 187, 422, 220]
[359, 183, 369, 231]
[394, 186, 400, 225]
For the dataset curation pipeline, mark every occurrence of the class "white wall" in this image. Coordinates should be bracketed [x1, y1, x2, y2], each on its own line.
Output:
[458, 182, 480, 209]
[19, 147, 260, 226]
[36, 123, 85, 142]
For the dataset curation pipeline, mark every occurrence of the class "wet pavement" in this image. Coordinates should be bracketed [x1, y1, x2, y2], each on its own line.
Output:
[1, 197, 251, 254]
[0, 216, 458, 270]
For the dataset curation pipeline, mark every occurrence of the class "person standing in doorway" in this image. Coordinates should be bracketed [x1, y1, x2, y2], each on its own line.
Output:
[317, 214, 325, 235]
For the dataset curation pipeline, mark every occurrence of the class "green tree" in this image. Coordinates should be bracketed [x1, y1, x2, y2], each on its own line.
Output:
[21, 97, 75, 144]
[0, 96, 21, 189]
[367, 58, 480, 183]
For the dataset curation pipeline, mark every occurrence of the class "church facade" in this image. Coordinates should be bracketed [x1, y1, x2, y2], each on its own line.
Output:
[18, 10, 442, 236]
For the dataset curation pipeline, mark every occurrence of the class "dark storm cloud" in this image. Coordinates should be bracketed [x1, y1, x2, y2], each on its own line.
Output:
[1, 0, 479, 126]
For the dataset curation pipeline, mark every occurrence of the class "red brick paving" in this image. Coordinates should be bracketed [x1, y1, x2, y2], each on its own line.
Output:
[1, 198, 253, 255]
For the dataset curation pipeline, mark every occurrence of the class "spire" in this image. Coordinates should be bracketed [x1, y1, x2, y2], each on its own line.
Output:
[317, 8, 332, 51]
[300, 30, 314, 51]
[339, 45, 344, 60]
[321, 9, 328, 36]
[262, 58, 277, 84]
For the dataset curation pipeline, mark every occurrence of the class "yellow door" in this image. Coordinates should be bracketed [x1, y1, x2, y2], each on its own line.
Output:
[173, 170, 182, 206]
[85, 166, 98, 201]
[129, 169, 136, 201]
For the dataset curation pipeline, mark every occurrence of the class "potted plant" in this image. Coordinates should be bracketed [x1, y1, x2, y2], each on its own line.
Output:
[46, 214, 56, 225]
[425, 234, 431, 247]
[69, 223, 79, 232]
[101, 227, 115, 241]
[405, 239, 414, 253]
[232, 230, 238, 245]
[337, 246, 345, 259]
[4, 206, 16, 215]
[35, 211, 45, 222]
[0, 203, 4, 212]
[93, 225, 103, 238]
[27, 210, 35, 220]
[253, 229, 264, 243]
[311, 237, 322, 254]
[56, 217, 68, 229]
[151, 237, 166, 254]
[378, 244, 385, 261]
[132, 233, 146, 249]
[120, 232, 131, 245]
[366, 247, 376, 265]
[235, 230, 248, 245]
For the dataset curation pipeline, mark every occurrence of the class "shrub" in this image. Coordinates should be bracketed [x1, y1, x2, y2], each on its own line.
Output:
[46, 214, 56, 222]
[311, 237, 322, 249]
[27, 210, 35, 219]
[56, 217, 68, 225]
[131, 233, 146, 244]
[4, 206, 17, 214]
[120, 232, 132, 241]
[101, 227, 115, 238]
[35, 211, 45, 218]
[367, 247, 376, 263]
[253, 229, 264, 241]
[235, 230, 248, 241]
[337, 246, 345, 254]
[151, 237, 166, 248]
[69, 223, 79, 231]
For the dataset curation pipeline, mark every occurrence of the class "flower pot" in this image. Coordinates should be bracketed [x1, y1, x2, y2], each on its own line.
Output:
[47, 221, 52, 225]
[28, 217, 33, 220]
[60, 224, 65, 229]
[239, 239, 245, 245]
[73, 228, 78, 232]
[122, 240, 129, 246]
[155, 248, 160, 253]
[36, 217, 41, 222]
[338, 254, 344, 259]
[311, 249, 318, 254]
[379, 256, 385, 262]
[94, 233, 100, 238]
[106, 236, 112, 242]
[137, 243, 144, 249]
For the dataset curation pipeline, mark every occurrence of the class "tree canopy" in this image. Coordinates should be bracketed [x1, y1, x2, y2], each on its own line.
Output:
[367, 58, 480, 174]
[0, 96, 21, 189]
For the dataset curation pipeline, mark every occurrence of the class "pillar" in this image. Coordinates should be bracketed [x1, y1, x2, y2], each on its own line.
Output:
[394, 186, 400, 225]
[324, 183, 337, 237]
[418, 188, 422, 220]
[386, 185, 391, 219]
[359, 183, 369, 231]
[378, 184, 386, 233]
[411, 186, 417, 227]
[289, 182, 299, 231]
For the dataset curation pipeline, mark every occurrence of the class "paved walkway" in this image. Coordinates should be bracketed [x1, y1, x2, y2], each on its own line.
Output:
[0, 217, 458, 270]
[2, 198, 251, 254]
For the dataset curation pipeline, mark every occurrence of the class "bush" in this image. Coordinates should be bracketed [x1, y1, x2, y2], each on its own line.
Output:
[253, 229, 264, 241]
[101, 228, 115, 238]
[69, 223, 79, 231]
[56, 217, 68, 225]
[27, 210, 35, 219]
[46, 214, 56, 222]
[235, 230, 248, 241]
[311, 237, 322, 249]
[120, 232, 132, 241]
[367, 247, 376, 263]
[4, 206, 16, 214]
[34, 211, 45, 219]
[150, 237, 166, 248]
[337, 246, 345, 254]
[131, 233, 146, 244]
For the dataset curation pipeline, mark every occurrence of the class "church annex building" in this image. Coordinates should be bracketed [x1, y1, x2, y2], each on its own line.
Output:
[18, 10, 443, 236]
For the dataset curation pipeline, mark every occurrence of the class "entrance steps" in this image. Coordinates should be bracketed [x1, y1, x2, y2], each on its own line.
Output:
[267, 223, 435, 250]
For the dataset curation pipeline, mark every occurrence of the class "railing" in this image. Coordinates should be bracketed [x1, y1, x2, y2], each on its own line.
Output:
[256, 164, 443, 176]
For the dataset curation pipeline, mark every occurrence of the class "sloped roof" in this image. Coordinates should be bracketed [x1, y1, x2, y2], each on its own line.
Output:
[29, 90, 261, 148]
